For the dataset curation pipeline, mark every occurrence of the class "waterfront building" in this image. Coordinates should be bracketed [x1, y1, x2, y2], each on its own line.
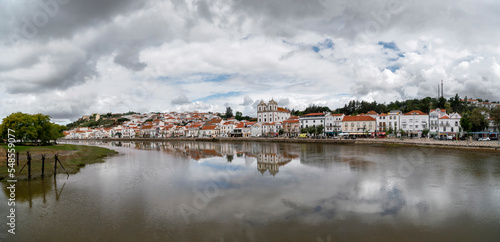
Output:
[257, 99, 291, 123]
[400, 110, 429, 137]
[429, 108, 447, 137]
[324, 113, 344, 135]
[342, 115, 376, 135]
[300, 113, 326, 129]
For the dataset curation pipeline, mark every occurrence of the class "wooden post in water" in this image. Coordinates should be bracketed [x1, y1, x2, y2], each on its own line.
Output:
[54, 154, 58, 178]
[27, 151, 31, 180]
[16, 151, 19, 166]
[41, 154, 45, 178]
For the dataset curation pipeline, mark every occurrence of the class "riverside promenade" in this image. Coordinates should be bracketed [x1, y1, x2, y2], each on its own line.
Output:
[65, 137, 500, 151]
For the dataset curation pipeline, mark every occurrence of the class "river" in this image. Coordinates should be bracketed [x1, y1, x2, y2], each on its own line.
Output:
[1, 141, 500, 241]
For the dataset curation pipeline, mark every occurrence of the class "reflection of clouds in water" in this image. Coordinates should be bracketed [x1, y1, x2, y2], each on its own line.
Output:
[60, 140, 500, 230]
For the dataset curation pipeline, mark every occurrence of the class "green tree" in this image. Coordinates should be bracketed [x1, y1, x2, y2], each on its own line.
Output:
[422, 129, 430, 137]
[315, 125, 324, 136]
[460, 113, 472, 133]
[386, 127, 394, 136]
[437, 96, 447, 109]
[225, 107, 233, 119]
[0, 112, 65, 144]
[235, 111, 243, 120]
[449, 94, 463, 113]
[469, 109, 489, 132]
[490, 106, 500, 131]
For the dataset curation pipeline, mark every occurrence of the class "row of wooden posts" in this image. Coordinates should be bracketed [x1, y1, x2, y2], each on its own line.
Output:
[6, 151, 69, 180]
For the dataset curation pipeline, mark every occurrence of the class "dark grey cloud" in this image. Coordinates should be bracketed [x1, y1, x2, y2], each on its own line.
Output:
[1, 0, 500, 122]
[171, 94, 190, 105]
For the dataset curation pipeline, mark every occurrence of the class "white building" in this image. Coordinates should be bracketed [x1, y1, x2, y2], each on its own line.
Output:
[387, 110, 402, 132]
[342, 115, 377, 134]
[400, 110, 429, 137]
[429, 108, 447, 136]
[300, 113, 326, 129]
[257, 99, 290, 123]
[325, 113, 344, 135]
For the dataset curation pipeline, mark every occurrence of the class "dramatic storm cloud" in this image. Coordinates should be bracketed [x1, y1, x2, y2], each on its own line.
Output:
[1, 0, 499, 123]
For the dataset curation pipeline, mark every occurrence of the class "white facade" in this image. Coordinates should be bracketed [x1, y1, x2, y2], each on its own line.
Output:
[257, 99, 290, 123]
[429, 108, 447, 135]
[325, 113, 344, 134]
[400, 110, 429, 136]
[300, 113, 326, 129]
[387, 110, 402, 132]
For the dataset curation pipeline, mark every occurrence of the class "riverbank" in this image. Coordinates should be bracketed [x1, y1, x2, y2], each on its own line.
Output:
[0, 144, 118, 180]
[64, 137, 500, 151]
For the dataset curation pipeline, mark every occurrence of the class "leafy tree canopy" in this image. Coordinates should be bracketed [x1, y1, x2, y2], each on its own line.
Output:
[0, 112, 65, 144]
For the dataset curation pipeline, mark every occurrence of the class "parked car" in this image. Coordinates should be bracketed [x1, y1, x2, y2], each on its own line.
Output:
[478, 137, 490, 141]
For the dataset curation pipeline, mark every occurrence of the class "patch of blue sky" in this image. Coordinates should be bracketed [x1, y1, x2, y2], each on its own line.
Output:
[386, 65, 400, 72]
[203, 73, 233, 83]
[155, 73, 233, 84]
[194, 91, 242, 102]
[312, 38, 334, 53]
[378, 41, 399, 51]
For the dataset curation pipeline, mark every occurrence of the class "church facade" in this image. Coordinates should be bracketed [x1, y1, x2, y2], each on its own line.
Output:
[257, 99, 291, 123]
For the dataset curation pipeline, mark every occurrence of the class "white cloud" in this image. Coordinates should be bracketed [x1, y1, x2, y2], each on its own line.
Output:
[1, 0, 500, 123]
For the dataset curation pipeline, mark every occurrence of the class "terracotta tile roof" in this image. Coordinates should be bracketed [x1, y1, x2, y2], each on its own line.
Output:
[283, 119, 299, 123]
[379, 113, 388, 116]
[301, 113, 325, 117]
[439, 115, 450, 119]
[331, 113, 344, 116]
[367, 111, 378, 115]
[404, 110, 427, 115]
[201, 125, 217, 130]
[342, 115, 376, 122]
[430, 109, 446, 113]
[277, 107, 290, 113]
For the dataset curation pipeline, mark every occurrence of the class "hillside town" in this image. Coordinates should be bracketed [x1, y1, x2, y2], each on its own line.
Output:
[64, 99, 500, 140]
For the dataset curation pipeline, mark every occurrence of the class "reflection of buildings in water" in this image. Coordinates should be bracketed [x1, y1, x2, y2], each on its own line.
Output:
[107, 141, 299, 175]
[256, 153, 295, 176]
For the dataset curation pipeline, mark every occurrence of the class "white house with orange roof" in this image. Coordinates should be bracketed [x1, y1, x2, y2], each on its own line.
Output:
[429, 108, 447, 137]
[221, 121, 236, 137]
[201, 125, 219, 137]
[400, 110, 429, 137]
[186, 123, 204, 137]
[257, 99, 291, 123]
[342, 115, 376, 135]
[325, 113, 344, 135]
[376, 113, 388, 132]
[299, 113, 326, 130]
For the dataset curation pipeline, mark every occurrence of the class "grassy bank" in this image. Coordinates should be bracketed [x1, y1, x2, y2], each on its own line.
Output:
[0, 144, 118, 180]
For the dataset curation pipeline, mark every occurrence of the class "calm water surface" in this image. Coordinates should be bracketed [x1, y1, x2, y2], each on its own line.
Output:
[1, 141, 500, 241]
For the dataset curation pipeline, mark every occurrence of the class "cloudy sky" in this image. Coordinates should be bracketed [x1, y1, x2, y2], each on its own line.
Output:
[1, 0, 499, 124]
